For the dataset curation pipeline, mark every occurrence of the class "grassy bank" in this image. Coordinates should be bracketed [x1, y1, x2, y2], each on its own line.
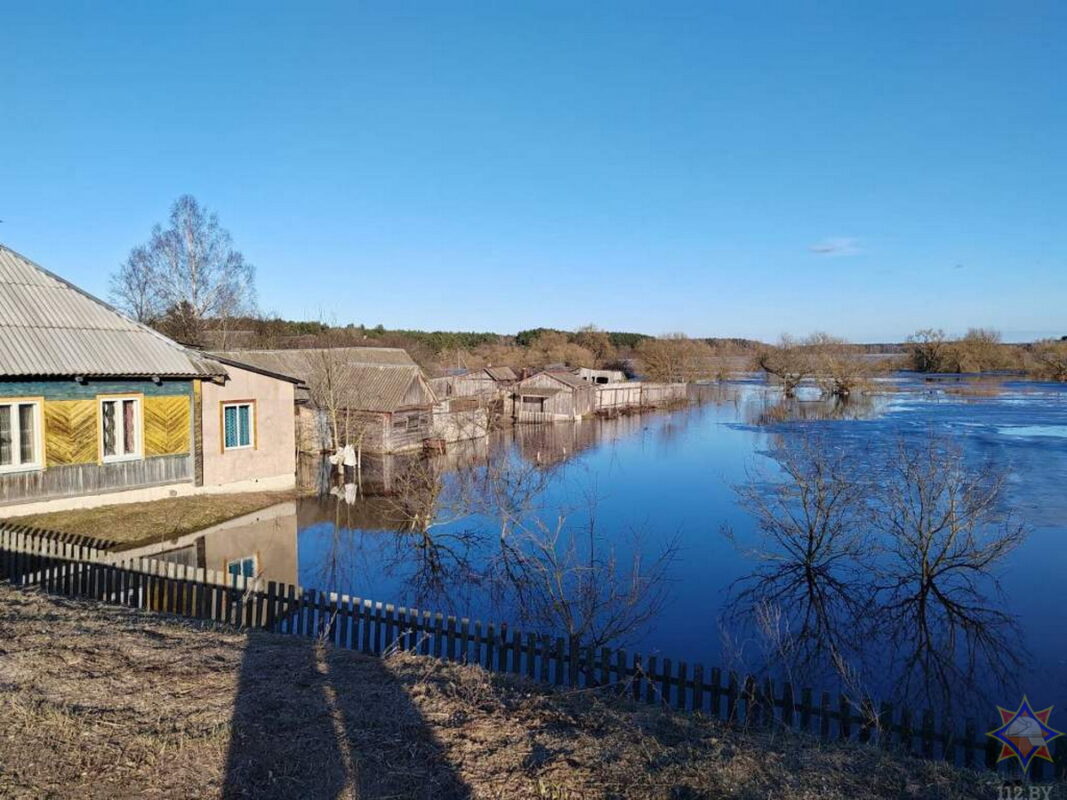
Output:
[0, 490, 304, 547]
[0, 584, 1029, 800]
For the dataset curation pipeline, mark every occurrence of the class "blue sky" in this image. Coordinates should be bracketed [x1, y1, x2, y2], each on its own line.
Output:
[1, 1, 1064, 342]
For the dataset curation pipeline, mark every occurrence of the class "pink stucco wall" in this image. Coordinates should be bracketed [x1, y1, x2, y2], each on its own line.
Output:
[201, 364, 296, 488]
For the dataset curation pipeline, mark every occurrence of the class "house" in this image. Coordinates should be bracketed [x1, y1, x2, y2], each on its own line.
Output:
[0, 245, 299, 515]
[509, 371, 596, 423]
[428, 365, 517, 399]
[211, 348, 437, 454]
[573, 367, 627, 385]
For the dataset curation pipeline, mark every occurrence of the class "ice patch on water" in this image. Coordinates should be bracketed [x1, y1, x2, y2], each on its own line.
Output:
[997, 425, 1067, 439]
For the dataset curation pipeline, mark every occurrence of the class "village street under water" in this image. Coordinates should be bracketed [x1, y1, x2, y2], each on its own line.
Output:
[170, 375, 1067, 724]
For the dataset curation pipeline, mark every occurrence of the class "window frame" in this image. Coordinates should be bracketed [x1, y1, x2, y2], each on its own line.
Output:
[98, 394, 144, 464]
[0, 397, 44, 474]
[221, 400, 257, 452]
[226, 555, 257, 580]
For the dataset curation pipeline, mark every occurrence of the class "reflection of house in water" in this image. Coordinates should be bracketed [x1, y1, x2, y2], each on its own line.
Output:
[512, 419, 601, 465]
[112, 502, 299, 587]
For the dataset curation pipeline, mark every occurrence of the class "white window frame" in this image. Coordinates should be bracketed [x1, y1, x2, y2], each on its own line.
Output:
[98, 395, 144, 463]
[0, 399, 43, 474]
[222, 401, 255, 451]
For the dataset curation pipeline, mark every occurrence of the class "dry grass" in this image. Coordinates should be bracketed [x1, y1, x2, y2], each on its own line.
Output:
[0, 585, 1034, 800]
[0, 490, 306, 547]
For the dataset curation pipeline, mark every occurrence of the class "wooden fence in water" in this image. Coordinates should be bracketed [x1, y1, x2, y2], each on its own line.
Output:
[1, 523, 1063, 780]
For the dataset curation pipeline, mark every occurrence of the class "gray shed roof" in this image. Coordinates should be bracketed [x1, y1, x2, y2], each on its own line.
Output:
[484, 366, 518, 382]
[0, 244, 226, 379]
[212, 348, 434, 412]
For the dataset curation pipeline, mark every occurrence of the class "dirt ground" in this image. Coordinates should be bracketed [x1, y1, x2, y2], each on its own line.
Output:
[1, 490, 304, 547]
[0, 584, 1036, 800]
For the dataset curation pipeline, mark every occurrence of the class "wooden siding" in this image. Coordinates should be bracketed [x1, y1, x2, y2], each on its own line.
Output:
[595, 383, 643, 411]
[511, 372, 596, 422]
[43, 400, 98, 466]
[385, 409, 433, 452]
[144, 395, 192, 456]
[0, 379, 193, 401]
[0, 454, 193, 506]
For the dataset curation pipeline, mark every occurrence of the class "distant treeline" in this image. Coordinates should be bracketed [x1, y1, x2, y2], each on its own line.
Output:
[200, 317, 1066, 384]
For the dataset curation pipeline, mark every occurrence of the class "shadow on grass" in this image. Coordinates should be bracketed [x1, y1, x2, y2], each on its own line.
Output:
[222, 631, 471, 799]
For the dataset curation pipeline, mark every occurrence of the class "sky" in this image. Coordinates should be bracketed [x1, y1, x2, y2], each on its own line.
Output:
[1, 1, 1065, 342]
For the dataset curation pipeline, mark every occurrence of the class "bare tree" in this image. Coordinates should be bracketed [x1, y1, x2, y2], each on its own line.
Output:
[636, 334, 714, 382]
[906, 328, 952, 373]
[807, 332, 885, 398]
[574, 324, 617, 367]
[108, 244, 158, 323]
[755, 335, 813, 397]
[1027, 338, 1067, 382]
[110, 194, 256, 344]
[953, 328, 1008, 373]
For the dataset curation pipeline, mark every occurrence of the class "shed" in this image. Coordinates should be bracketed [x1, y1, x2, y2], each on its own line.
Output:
[510, 371, 596, 423]
[212, 348, 437, 454]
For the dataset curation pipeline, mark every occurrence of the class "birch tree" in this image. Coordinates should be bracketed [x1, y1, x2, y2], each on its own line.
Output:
[110, 194, 256, 343]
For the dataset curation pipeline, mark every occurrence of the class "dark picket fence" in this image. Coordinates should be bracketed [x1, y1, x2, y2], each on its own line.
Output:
[1, 523, 1063, 780]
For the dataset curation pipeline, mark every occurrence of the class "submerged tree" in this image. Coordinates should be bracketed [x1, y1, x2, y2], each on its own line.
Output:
[110, 194, 256, 344]
[807, 332, 885, 398]
[1027, 338, 1067, 382]
[755, 335, 814, 397]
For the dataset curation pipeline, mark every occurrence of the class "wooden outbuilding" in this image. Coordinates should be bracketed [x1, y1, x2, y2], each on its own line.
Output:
[212, 348, 437, 455]
[509, 371, 596, 423]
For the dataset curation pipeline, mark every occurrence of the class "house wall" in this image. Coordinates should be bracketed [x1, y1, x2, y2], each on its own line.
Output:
[432, 402, 490, 443]
[0, 378, 195, 507]
[200, 365, 296, 489]
[384, 409, 433, 452]
[510, 373, 596, 422]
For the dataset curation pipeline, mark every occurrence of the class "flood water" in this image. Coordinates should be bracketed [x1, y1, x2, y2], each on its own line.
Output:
[194, 375, 1067, 721]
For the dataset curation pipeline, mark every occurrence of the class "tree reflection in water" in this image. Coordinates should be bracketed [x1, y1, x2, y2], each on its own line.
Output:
[724, 433, 1028, 725]
[304, 418, 680, 652]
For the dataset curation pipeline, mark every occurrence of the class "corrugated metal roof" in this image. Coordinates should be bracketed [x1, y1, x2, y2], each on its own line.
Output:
[0, 245, 226, 378]
[212, 348, 433, 412]
[484, 366, 518, 381]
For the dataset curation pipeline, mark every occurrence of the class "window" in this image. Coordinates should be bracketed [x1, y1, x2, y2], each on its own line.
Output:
[0, 400, 42, 472]
[226, 556, 256, 580]
[100, 396, 142, 461]
[223, 402, 254, 450]
[521, 396, 545, 411]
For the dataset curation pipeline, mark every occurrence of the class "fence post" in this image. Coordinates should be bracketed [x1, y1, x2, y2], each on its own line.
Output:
[567, 634, 580, 687]
[921, 710, 935, 759]
[839, 695, 852, 741]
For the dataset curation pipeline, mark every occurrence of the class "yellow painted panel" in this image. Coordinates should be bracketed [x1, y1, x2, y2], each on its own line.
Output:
[144, 395, 191, 456]
[44, 400, 98, 466]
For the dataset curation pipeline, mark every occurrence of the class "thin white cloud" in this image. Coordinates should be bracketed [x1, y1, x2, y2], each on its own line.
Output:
[809, 237, 862, 256]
